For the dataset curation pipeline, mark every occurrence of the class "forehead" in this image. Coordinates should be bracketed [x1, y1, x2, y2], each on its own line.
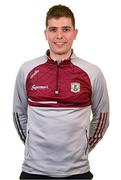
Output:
[47, 17, 73, 27]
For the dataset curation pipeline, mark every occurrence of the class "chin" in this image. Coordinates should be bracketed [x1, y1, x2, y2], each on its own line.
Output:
[54, 50, 67, 55]
[55, 52, 65, 55]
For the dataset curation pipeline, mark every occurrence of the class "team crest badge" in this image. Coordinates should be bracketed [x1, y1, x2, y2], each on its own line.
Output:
[71, 82, 80, 93]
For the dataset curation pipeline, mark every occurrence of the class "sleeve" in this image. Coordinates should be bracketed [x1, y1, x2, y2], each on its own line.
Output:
[89, 69, 109, 151]
[13, 66, 28, 143]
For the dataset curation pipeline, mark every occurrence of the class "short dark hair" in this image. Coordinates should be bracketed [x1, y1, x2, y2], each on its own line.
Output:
[46, 4, 75, 28]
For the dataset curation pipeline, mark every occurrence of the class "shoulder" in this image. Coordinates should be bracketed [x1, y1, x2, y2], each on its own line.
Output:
[16, 55, 47, 82]
[71, 53, 103, 78]
[20, 55, 47, 73]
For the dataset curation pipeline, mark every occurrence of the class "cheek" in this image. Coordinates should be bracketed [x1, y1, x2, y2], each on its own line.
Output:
[66, 33, 76, 41]
[67, 37, 75, 44]
[46, 34, 54, 41]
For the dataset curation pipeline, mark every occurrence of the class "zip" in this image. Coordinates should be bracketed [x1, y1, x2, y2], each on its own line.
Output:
[85, 129, 89, 155]
[55, 62, 60, 95]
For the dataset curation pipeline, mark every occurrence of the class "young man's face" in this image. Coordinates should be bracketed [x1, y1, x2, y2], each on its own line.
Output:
[44, 17, 78, 59]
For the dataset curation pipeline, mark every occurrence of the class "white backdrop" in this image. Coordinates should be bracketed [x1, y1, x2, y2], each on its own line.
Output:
[0, 0, 121, 179]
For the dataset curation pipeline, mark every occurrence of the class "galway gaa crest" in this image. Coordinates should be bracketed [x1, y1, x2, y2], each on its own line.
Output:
[71, 82, 80, 93]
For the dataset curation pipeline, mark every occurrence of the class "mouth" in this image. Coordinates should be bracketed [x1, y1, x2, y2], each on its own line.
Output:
[54, 42, 66, 45]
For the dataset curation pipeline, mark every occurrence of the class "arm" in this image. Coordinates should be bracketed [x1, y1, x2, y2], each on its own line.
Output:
[89, 69, 109, 151]
[13, 66, 27, 143]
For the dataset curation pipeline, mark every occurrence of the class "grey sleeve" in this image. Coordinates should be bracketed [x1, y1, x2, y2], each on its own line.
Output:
[13, 66, 28, 143]
[89, 69, 109, 151]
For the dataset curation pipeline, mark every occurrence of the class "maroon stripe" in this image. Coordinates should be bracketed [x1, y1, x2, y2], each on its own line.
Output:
[90, 113, 106, 148]
[96, 113, 106, 138]
[90, 113, 108, 149]
[89, 113, 102, 146]
[90, 136, 101, 150]
[28, 101, 91, 108]
[13, 112, 26, 143]
[100, 112, 107, 137]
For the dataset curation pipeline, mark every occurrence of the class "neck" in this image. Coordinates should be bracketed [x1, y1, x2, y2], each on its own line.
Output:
[49, 50, 72, 61]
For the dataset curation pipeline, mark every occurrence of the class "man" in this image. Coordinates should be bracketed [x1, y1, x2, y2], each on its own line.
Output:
[13, 4, 109, 179]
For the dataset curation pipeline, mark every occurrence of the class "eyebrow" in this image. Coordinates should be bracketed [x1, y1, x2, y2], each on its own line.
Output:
[48, 26, 72, 29]
[62, 26, 72, 29]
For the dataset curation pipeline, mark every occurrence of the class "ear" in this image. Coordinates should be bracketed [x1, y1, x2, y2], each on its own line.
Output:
[74, 29, 78, 40]
[44, 29, 47, 40]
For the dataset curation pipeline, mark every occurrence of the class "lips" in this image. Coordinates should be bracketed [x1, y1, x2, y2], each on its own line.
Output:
[54, 42, 66, 45]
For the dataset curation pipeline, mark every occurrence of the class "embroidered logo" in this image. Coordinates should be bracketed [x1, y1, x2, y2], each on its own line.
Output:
[71, 82, 80, 93]
[31, 84, 48, 90]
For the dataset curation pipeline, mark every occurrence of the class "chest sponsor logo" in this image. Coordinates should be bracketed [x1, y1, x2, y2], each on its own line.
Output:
[31, 84, 48, 90]
[71, 82, 80, 93]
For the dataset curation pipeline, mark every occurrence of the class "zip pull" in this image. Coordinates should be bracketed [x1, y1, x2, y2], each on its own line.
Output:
[55, 90, 59, 94]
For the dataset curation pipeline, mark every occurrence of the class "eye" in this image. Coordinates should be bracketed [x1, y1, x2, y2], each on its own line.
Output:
[48, 27, 57, 32]
[62, 27, 71, 32]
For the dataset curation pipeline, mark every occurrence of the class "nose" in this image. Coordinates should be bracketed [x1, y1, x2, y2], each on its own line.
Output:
[56, 30, 63, 39]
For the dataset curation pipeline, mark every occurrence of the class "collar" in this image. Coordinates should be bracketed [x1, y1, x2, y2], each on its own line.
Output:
[46, 49, 73, 65]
